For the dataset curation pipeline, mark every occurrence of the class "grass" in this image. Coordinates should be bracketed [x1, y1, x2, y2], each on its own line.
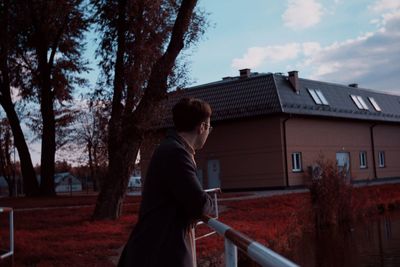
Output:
[0, 183, 400, 266]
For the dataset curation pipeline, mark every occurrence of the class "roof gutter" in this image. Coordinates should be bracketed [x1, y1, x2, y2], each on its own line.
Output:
[370, 123, 378, 179]
[282, 116, 291, 187]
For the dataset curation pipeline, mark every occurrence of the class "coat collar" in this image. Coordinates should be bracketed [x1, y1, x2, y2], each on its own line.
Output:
[167, 129, 196, 156]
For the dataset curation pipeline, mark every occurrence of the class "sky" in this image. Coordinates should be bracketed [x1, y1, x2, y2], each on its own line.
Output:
[181, 0, 400, 94]
[26, 0, 400, 165]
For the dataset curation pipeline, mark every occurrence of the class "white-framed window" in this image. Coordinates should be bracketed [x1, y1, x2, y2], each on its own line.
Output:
[292, 152, 302, 172]
[350, 95, 369, 110]
[359, 151, 367, 169]
[378, 151, 385, 167]
[368, 97, 382, 112]
[308, 88, 329, 105]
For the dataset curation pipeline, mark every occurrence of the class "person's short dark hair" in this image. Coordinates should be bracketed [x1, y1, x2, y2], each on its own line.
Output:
[172, 98, 212, 132]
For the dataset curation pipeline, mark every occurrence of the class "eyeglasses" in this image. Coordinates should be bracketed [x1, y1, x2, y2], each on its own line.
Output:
[202, 122, 213, 133]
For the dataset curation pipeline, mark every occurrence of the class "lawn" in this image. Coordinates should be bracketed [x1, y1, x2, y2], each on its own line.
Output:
[1, 184, 400, 266]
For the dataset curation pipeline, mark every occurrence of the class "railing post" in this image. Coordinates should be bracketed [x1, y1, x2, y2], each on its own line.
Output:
[0, 207, 14, 261]
[192, 228, 197, 267]
[224, 239, 237, 267]
[10, 210, 14, 256]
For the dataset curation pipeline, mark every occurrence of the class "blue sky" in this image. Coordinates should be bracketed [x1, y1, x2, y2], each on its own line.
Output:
[27, 0, 400, 165]
[84, 0, 400, 93]
[181, 0, 400, 93]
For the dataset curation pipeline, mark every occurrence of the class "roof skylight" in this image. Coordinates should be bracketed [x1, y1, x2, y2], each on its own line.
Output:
[350, 95, 369, 110]
[368, 97, 382, 112]
[308, 88, 329, 105]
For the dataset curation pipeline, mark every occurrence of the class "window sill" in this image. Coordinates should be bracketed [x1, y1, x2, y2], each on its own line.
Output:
[292, 170, 303, 173]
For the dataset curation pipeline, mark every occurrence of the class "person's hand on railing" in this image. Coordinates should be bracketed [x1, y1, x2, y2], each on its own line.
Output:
[203, 188, 221, 219]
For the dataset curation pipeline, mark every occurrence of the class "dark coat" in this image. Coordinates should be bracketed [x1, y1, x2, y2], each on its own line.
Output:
[118, 131, 213, 267]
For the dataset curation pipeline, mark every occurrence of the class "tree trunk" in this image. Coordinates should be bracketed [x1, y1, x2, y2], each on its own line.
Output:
[87, 142, 95, 189]
[38, 57, 56, 196]
[92, 142, 100, 191]
[0, 3, 40, 196]
[39, 90, 56, 196]
[92, 140, 141, 220]
[2, 103, 40, 196]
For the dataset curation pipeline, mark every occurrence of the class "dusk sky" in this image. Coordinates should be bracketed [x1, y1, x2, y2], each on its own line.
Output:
[184, 0, 400, 94]
[84, 0, 400, 93]
[33, 0, 400, 164]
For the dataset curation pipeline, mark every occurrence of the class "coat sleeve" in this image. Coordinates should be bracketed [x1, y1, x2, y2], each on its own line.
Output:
[167, 147, 214, 220]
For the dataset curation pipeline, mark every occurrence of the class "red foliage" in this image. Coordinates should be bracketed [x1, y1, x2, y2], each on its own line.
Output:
[0, 184, 399, 266]
[0, 197, 140, 267]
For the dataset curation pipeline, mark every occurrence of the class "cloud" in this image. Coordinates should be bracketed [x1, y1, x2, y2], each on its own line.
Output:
[302, 42, 321, 56]
[369, 0, 400, 12]
[307, 10, 400, 93]
[282, 0, 324, 30]
[231, 4, 400, 93]
[231, 43, 301, 69]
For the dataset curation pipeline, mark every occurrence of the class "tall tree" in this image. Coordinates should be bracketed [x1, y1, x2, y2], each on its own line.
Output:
[0, 0, 40, 196]
[18, 0, 89, 195]
[91, 0, 207, 219]
[75, 96, 109, 191]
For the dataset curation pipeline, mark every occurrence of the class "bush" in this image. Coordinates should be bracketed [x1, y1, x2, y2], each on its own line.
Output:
[307, 158, 353, 228]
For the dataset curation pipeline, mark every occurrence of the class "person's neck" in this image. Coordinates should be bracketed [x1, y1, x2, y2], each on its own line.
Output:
[177, 131, 197, 151]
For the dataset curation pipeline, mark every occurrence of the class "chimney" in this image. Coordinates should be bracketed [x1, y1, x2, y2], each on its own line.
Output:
[349, 83, 358, 88]
[239, 68, 251, 78]
[288, 71, 300, 93]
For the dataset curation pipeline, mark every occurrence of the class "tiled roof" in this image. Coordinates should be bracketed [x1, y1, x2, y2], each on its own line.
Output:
[275, 74, 400, 122]
[159, 72, 400, 127]
[160, 74, 282, 127]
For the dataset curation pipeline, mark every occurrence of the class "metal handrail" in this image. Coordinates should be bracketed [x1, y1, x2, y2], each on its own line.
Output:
[193, 189, 299, 267]
[201, 214, 299, 267]
[0, 207, 14, 260]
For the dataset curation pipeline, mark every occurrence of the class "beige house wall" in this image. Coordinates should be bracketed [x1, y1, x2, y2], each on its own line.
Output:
[196, 116, 286, 189]
[141, 116, 400, 190]
[374, 125, 400, 178]
[285, 117, 400, 185]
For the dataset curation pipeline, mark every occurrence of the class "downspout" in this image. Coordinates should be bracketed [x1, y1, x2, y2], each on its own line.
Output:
[370, 123, 378, 179]
[282, 116, 291, 187]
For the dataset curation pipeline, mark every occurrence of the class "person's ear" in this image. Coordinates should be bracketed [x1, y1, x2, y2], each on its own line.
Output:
[196, 123, 202, 134]
[198, 122, 205, 134]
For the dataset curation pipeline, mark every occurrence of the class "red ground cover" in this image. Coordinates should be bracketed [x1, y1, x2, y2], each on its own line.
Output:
[0, 184, 399, 266]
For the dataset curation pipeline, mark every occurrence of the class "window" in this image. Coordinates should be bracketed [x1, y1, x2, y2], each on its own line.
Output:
[292, 152, 302, 172]
[359, 151, 367, 169]
[308, 88, 329, 105]
[378, 151, 385, 167]
[357, 96, 369, 110]
[315, 90, 329, 105]
[350, 95, 369, 110]
[368, 97, 382, 112]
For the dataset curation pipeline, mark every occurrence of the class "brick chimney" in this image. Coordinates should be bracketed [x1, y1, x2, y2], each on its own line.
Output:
[239, 68, 251, 78]
[288, 71, 300, 93]
[349, 83, 358, 88]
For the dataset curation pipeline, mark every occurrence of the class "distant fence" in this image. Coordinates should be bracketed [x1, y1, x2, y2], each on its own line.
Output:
[0, 207, 14, 263]
[193, 189, 299, 267]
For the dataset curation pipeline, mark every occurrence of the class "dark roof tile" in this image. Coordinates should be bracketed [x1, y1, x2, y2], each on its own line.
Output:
[157, 72, 400, 128]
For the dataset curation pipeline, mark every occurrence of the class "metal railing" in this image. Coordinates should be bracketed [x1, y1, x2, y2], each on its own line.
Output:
[193, 189, 299, 267]
[0, 207, 14, 261]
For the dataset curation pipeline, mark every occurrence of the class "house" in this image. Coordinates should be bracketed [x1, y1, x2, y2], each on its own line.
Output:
[141, 69, 400, 190]
[53, 172, 82, 193]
